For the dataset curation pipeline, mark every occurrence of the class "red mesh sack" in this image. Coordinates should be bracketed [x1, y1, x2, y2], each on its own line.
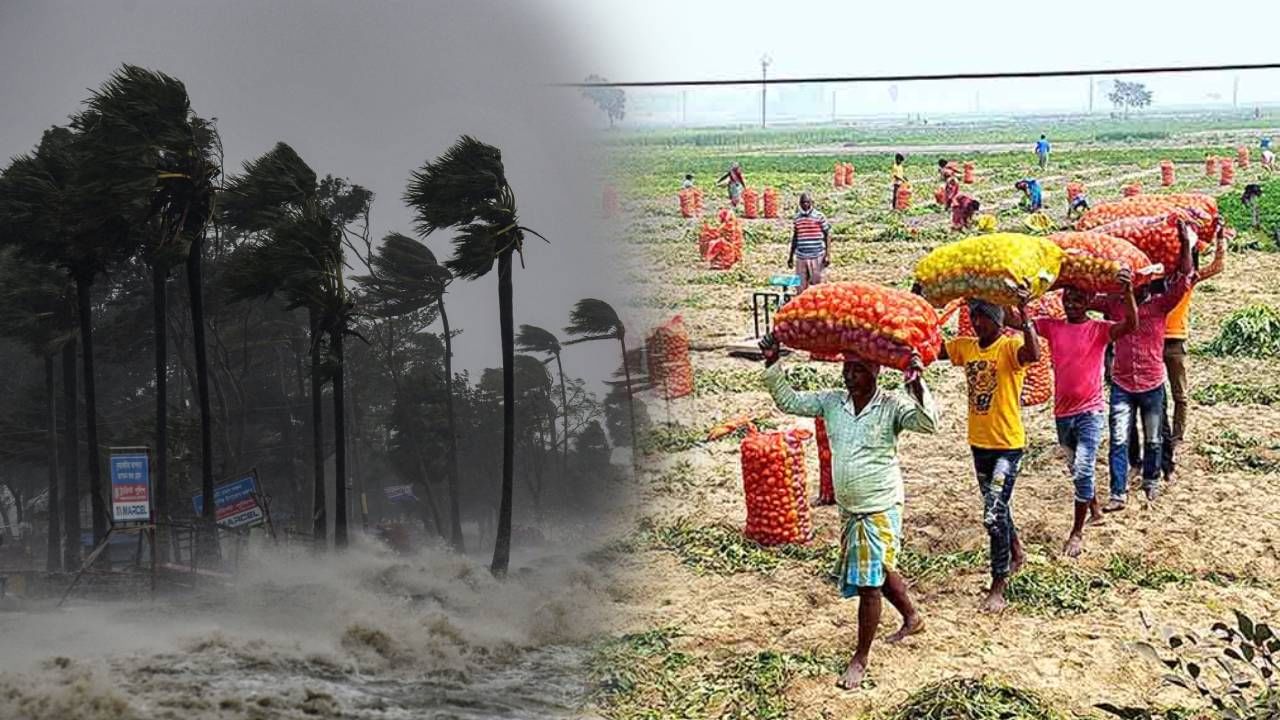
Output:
[741, 425, 815, 546]
[1066, 182, 1085, 203]
[1160, 161, 1175, 187]
[1205, 156, 1217, 176]
[894, 183, 912, 211]
[772, 281, 942, 370]
[815, 417, 834, 505]
[742, 187, 759, 219]
[834, 163, 846, 188]
[646, 315, 693, 400]
[1090, 214, 1184, 273]
[1220, 159, 1235, 186]
[698, 222, 719, 259]
[763, 188, 779, 218]
[963, 162, 975, 184]
[1050, 231, 1160, 292]
[678, 189, 695, 218]
[692, 187, 705, 214]
[1237, 146, 1250, 169]
[1123, 183, 1142, 197]
[843, 163, 855, 186]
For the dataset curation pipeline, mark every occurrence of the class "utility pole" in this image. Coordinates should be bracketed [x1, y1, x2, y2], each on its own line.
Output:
[831, 89, 836, 122]
[1088, 77, 1094, 114]
[681, 90, 687, 125]
[760, 54, 772, 128]
[1233, 75, 1239, 109]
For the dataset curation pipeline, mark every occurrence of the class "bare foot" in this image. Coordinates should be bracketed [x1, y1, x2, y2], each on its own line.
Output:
[836, 657, 867, 690]
[886, 615, 925, 644]
[1010, 549, 1026, 576]
[980, 590, 1008, 613]
[1064, 534, 1083, 558]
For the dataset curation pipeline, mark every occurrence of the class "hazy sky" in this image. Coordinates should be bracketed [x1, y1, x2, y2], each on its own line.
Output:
[558, 0, 1280, 121]
[0, 0, 622, 392]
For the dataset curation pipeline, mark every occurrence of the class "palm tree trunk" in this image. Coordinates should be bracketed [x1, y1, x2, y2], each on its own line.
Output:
[309, 310, 325, 541]
[153, 264, 168, 551]
[75, 273, 108, 545]
[44, 354, 61, 572]
[491, 250, 515, 577]
[332, 329, 347, 549]
[61, 338, 80, 570]
[186, 243, 216, 556]
[555, 353, 569, 475]
[619, 335, 638, 472]
[437, 298, 464, 552]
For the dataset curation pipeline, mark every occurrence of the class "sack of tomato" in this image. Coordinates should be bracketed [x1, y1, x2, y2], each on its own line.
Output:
[741, 425, 815, 546]
[771, 281, 942, 370]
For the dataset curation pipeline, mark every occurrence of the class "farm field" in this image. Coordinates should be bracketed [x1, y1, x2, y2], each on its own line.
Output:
[588, 120, 1280, 719]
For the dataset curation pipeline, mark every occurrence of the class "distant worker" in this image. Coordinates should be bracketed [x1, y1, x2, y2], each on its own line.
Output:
[788, 192, 832, 292]
[891, 153, 907, 210]
[716, 162, 746, 210]
[1035, 134, 1051, 169]
[951, 194, 980, 231]
[1261, 136, 1272, 151]
[1067, 193, 1090, 222]
[937, 159, 960, 209]
[1015, 179, 1043, 213]
[1262, 149, 1276, 172]
[682, 173, 695, 189]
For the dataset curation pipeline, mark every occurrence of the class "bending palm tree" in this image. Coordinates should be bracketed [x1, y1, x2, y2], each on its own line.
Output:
[357, 232, 464, 551]
[516, 324, 570, 474]
[564, 299, 637, 469]
[404, 136, 547, 577]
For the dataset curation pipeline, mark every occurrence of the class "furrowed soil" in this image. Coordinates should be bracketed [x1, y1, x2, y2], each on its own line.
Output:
[592, 132, 1280, 719]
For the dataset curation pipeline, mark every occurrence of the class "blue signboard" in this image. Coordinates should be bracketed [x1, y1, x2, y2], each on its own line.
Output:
[109, 451, 150, 522]
[192, 473, 264, 528]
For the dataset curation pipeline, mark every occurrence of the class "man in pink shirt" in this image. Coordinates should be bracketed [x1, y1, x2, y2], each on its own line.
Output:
[1097, 220, 1196, 511]
[1034, 269, 1137, 557]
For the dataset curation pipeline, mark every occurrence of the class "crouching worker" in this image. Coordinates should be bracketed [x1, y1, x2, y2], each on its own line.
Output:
[758, 334, 938, 691]
[952, 194, 981, 231]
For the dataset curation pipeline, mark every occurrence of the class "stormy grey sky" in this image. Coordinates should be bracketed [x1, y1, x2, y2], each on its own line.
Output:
[0, 0, 623, 394]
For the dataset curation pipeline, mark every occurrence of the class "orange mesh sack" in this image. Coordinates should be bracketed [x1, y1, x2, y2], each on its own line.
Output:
[763, 188, 779, 218]
[815, 417, 834, 505]
[692, 187, 704, 214]
[1050, 231, 1160, 292]
[1066, 182, 1085, 203]
[1123, 183, 1142, 197]
[1220, 160, 1235, 186]
[1237, 146, 1250, 169]
[741, 426, 814, 546]
[894, 183, 912, 211]
[1205, 156, 1217, 176]
[743, 187, 759, 219]
[834, 163, 846, 188]
[843, 163, 855, 185]
[1160, 161, 1175, 187]
[698, 222, 719, 259]
[771, 281, 942, 370]
[1076, 196, 1213, 247]
[963, 162, 975, 184]
[646, 315, 694, 400]
[679, 189, 695, 218]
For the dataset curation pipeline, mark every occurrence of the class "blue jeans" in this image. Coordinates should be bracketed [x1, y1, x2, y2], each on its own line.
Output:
[973, 448, 1024, 579]
[1056, 412, 1105, 503]
[1109, 385, 1165, 498]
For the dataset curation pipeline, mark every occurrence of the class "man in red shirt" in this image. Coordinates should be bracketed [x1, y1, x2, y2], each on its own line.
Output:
[1097, 220, 1196, 511]
[1034, 270, 1137, 556]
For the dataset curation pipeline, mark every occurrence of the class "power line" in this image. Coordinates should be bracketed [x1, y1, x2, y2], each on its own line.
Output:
[560, 62, 1280, 89]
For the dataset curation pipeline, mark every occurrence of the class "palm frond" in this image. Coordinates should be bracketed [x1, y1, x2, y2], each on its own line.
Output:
[563, 298, 623, 342]
[403, 136, 507, 236]
[516, 324, 561, 355]
[220, 142, 317, 232]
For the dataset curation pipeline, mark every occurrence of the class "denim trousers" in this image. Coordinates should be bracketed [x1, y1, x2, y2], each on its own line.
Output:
[1055, 411, 1105, 503]
[973, 447, 1024, 579]
[1109, 385, 1165, 498]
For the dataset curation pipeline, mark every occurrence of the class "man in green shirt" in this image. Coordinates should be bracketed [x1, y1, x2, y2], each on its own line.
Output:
[758, 334, 939, 691]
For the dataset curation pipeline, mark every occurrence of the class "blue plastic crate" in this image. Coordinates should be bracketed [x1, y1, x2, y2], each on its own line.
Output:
[768, 274, 801, 289]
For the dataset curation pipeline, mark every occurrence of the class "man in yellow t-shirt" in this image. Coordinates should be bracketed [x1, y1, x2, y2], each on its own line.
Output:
[940, 294, 1040, 614]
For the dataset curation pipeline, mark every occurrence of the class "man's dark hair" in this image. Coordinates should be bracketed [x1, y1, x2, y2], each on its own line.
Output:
[969, 198, 981, 212]
[895, 153, 905, 163]
[938, 158, 948, 168]
[1040, 134, 1046, 139]
[1243, 183, 1263, 204]
[685, 173, 693, 180]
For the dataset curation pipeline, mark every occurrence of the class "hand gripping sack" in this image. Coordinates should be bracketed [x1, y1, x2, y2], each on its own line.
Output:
[741, 425, 815, 546]
[1049, 231, 1160, 293]
[771, 281, 942, 370]
[645, 315, 694, 400]
[914, 233, 1063, 308]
